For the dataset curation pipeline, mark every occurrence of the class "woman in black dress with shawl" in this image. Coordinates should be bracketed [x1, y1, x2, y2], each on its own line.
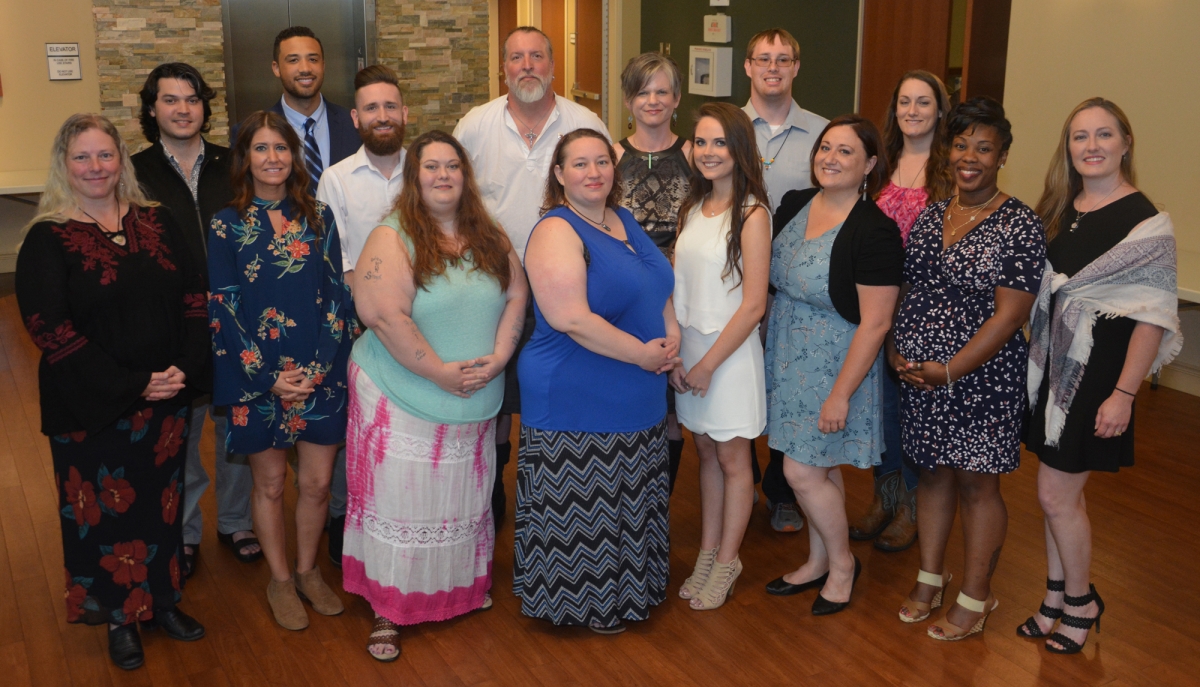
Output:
[16, 114, 209, 670]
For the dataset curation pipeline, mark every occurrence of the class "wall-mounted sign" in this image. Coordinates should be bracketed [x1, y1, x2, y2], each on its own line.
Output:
[46, 43, 82, 81]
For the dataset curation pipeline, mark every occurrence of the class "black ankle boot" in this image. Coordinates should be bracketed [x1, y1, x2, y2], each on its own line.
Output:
[108, 623, 144, 670]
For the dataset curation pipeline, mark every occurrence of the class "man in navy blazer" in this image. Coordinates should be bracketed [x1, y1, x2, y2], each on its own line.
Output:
[265, 26, 361, 192]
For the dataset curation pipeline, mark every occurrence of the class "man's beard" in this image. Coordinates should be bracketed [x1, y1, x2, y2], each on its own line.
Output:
[507, 74, 550, 104]
[360, 119, 405, 156]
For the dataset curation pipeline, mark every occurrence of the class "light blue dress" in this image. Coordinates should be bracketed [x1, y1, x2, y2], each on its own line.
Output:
[765, 204, 884, 468]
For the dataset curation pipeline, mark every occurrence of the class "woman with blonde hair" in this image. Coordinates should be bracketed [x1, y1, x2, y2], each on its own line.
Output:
[17, 113, 209, 670]
[1020, 97, 1181, 653]
[850, 70, 954, 552]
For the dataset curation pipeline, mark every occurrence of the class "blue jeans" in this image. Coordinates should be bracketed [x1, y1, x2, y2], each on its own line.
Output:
[878, 366, 918, 490]
[183, 400, 254, 544]
[329, 446, 347, 518]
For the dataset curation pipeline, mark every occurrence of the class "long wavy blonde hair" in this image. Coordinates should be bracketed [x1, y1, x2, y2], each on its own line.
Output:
[25, 114, 156, 231]
[1034, 97, 1137, 242]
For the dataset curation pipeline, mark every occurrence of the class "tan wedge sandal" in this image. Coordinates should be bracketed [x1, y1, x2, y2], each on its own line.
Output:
[679, 547, 718, 600]
[899, 570, 951, 623]
[689, 557, 742, 611]
[928, 591, 998, 641]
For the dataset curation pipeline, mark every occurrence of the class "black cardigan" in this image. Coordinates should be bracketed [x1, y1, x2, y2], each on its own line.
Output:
[131, 138, 234, 283]
[773, 188, 904, 324]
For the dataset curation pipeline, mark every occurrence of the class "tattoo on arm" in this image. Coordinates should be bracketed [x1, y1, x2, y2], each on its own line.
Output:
[415, 349, 426, 361]
[510, 334, 521, 347]
[362, 257, 383, 281]
[986, 546, 1003, 579]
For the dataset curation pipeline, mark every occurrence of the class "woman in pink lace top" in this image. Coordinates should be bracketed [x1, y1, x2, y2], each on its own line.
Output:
[848, 70, 953, 553]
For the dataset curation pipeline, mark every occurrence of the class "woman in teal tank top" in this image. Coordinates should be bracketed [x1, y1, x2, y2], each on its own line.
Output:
[341, 131, 528, 661]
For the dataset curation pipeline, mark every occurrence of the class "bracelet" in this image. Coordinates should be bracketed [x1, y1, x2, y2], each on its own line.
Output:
[945, 361, 954, 393]
[1114, 386, 1137, 398]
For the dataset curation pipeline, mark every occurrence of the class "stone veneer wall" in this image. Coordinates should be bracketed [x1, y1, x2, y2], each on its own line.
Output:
[91, 0, 490, 152]
[92, 0, 228, 151]
[377, 0, 491, 142]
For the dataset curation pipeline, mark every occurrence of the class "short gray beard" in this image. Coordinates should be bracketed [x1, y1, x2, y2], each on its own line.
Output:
[507, 74, 550, 104]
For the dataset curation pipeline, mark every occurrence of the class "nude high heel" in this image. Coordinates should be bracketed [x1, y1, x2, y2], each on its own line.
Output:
[679, 547, 718, 600]
[899, 570, 951, 623]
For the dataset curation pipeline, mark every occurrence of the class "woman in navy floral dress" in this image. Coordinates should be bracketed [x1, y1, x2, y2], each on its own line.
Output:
[886, 98, 1045, 640]
[208, 111, 352, 630]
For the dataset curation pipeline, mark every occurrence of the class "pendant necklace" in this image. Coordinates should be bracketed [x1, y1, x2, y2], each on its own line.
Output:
[508, 105, 551, 147]
[568, 201, 633, 251]
[79, 200, 127, 246]
[761, 127, 793, 170]
[947, 189, 1001, 237]
[1070, 183, 1123, 231]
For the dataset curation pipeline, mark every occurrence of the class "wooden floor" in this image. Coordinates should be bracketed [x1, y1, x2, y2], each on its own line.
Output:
[1, 276, 1199, 686]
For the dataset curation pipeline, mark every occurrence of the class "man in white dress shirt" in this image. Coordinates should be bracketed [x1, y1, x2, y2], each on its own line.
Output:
[742, 28, 829, 534]
[315, 64, 408, 566]
[453, 26, 609, 530]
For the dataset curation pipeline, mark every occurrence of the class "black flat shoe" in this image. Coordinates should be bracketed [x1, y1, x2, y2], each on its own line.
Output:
[107, 623, 144, 670]
[812, 556, 862, 616]
[765, 571, 829, 596]
[148, 607, 206, 641]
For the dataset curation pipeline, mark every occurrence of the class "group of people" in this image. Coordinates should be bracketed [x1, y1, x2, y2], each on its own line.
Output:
[16, 22, 1181, 672]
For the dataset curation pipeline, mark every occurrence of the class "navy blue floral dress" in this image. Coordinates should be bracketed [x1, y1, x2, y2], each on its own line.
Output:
[893, 197, 1045, 473]
[208, 198, 353, 454]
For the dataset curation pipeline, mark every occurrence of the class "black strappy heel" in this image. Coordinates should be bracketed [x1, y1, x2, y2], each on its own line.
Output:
[1016, 578, 1065, 638]
[1045, 583, 1104, 654]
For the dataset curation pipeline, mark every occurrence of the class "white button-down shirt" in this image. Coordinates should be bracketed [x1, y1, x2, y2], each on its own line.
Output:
[280, 95, 332, 170]
[453, 95, 609, 261]
[743, 100, 828, 213]
[316, 145, 406, 272]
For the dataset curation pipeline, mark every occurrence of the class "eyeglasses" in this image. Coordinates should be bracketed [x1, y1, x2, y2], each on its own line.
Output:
[750, 55, 795, 68]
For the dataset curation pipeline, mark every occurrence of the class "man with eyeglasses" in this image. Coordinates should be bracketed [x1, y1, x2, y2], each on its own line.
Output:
[743, 28, 829, 535]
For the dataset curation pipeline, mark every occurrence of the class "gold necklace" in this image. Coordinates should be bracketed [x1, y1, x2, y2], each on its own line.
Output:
[947, 189, 1001, 236]
[78, 200, 127, 246]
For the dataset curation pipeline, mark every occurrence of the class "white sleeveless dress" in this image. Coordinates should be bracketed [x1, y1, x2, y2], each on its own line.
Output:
[673, 203, 768, 441]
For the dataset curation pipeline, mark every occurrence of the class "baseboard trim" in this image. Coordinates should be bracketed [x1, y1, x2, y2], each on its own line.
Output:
[1156, 362, 1200, 397]
[0, 253, 15, 274]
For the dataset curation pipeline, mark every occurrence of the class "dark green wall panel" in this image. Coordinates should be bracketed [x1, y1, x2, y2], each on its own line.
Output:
[640, 0, 860, 137]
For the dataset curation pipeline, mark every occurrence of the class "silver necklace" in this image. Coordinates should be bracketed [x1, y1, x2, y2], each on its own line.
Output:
[508, 105, 551, 146]
[1071, 183, 1123, 231]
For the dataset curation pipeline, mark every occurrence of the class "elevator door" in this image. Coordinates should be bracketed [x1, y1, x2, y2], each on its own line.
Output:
[221, 0, 373, 127]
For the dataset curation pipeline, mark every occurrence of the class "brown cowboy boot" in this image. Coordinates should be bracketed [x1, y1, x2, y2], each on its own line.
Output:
[850, 470, 899, 540]
[876, 476, 917, 552]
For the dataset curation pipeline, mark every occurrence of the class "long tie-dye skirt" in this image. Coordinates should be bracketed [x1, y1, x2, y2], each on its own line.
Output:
[512, 420, 669, 627]
[342, 362, 495, 624]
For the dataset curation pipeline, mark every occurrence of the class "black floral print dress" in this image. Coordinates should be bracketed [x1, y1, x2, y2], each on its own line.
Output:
[16, 207, 209, 625]
[208, 198, 353, 454]
[893, 197, 1045, 473]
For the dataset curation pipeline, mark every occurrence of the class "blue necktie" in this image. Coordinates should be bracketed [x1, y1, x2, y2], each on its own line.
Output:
[303, 117, 323, 191]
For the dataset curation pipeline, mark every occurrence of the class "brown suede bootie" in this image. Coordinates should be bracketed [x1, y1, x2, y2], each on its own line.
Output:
[295, 566, 345, 616]
[267, 577, 309, 630]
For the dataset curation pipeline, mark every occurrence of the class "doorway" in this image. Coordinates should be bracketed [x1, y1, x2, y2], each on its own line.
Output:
[220, 0, 375, 127]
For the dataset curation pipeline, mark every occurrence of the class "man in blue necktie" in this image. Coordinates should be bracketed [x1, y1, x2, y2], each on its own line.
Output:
[268, 26, 361, 193]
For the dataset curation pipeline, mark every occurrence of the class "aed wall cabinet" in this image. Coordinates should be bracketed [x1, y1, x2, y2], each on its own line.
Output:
[689, 45, 732, 97]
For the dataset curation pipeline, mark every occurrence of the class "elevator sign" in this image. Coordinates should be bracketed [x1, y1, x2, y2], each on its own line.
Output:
[47, 43, 82, 81]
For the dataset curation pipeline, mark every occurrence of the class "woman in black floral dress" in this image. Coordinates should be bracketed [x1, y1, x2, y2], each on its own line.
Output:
[16, 114, 209, 670]
[885, 98, 1045, 640]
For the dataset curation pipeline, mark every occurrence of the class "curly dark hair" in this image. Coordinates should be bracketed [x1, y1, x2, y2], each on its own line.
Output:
[274, 26, 324, 62]
[138, 62, 216, 144]
[946, 96, 1013, 151]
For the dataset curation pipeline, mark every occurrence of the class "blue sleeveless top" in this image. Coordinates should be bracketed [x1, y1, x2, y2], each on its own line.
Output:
[518, 205, 674, 433]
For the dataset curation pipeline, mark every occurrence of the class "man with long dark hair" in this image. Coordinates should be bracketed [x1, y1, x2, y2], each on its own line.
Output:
[132, 62, 261, 577]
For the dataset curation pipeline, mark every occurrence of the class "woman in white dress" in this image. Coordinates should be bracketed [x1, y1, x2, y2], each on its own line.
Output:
[670, 102, 771, 610]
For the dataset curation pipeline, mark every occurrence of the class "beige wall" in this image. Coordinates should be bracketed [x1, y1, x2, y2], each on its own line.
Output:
[0, 0, 102, 176]
[1002, 0, 1200, 395]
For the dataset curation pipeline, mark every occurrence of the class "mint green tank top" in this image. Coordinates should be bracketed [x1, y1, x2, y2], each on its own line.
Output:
[350, 215, 507, 424]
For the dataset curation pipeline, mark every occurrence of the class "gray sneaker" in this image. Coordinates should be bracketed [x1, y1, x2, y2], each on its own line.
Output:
[769, 502, 804, 533]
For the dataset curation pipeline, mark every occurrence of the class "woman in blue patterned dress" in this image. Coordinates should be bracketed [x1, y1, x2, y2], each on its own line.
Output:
[208, 111, 353, 631]
[763, 115, 903, 616]
[888, 98, 1045, 640]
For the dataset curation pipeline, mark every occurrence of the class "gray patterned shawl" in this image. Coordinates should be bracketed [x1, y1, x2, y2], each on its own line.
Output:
[1027, 212, 1182, 447]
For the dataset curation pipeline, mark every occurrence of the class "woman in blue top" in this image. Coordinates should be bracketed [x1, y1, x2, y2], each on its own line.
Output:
[342, 130, 527, 661]
[516, 128, 680, 634]
[208, 111, 353, 631]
